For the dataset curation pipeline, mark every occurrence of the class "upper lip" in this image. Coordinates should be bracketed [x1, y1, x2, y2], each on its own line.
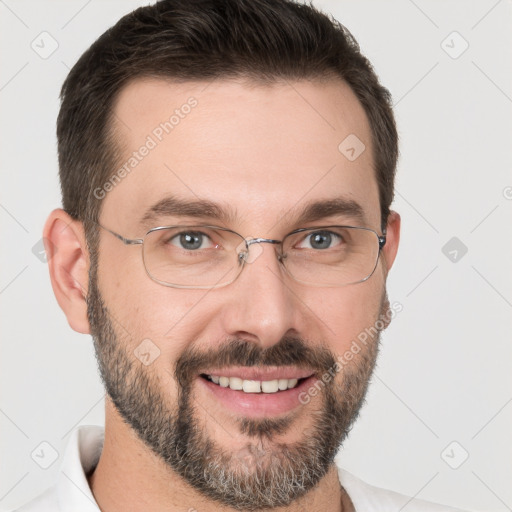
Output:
[200, 366, 315, 381]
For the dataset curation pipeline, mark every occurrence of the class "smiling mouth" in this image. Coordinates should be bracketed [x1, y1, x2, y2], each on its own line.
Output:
[200, 374, 308, 393]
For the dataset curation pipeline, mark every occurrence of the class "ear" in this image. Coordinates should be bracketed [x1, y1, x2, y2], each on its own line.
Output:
[381, 210, 401, 275]
[43, 209, 91, 334]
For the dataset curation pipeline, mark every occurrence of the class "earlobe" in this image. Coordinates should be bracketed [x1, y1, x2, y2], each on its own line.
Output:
[381, 210, 401, 274]
[43, 209, 91, 334]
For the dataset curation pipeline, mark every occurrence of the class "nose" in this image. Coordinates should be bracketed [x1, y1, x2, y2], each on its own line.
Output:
[219, 241, 300, 349]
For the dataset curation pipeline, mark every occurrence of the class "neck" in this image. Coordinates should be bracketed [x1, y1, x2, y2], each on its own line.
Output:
[87, 402, 354, 512]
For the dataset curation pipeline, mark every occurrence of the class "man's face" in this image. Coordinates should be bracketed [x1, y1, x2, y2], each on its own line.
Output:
[88, 78, 397, 509]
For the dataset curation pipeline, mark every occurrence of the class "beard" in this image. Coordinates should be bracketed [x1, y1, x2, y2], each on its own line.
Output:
[87, 269, 387, 510]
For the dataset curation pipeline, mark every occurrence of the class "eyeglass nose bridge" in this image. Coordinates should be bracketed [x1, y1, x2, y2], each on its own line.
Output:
[237, 237, 283, 265]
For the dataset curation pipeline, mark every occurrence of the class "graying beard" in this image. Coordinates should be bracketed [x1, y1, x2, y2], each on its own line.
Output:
[193, 440, 329, 509]
[205, 462, 319, 509]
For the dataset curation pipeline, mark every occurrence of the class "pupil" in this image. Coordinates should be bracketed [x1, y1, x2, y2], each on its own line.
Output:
[180, 232, 202, 250]
[311, 232, 331, 249]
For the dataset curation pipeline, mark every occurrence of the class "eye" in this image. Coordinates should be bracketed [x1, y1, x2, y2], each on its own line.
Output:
[169, 231, 215, 251]
[297, 230, 343, 250]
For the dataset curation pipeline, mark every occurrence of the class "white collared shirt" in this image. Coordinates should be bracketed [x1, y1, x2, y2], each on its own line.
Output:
[10, 425, 467, 512]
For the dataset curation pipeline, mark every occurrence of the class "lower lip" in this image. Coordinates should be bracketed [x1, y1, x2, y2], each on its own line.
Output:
[197, 375, 317, 417]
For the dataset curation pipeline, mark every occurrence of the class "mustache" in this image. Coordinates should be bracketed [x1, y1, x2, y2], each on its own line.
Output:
[175, 336, 337, 386]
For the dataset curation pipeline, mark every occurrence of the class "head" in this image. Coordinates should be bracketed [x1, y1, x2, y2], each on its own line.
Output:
[45, 0, 400, 510]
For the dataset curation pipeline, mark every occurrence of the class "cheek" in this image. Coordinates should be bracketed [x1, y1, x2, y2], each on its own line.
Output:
[98, 239, 195, 335]
[105, 279, 216, 365]
[97, 239, 223, 358]
[308, 278, 383, 352]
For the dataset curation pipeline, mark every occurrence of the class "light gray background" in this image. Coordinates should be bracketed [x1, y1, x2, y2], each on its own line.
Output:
[1, 1, 511, 511]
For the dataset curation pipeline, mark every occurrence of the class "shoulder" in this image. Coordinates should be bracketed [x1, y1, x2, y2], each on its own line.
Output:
[337, 467, 471, 512]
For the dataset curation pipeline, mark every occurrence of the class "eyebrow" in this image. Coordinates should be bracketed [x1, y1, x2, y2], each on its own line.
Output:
[293, 197, 367, 226]
[139, 195, 367, 229]
[140, 196, 237, 228]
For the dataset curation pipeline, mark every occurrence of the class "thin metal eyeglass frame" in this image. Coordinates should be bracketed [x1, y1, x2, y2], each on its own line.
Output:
[97, 223, 387, 289]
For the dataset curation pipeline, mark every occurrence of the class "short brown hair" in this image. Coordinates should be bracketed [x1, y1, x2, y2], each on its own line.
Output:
[57, 0, 398, 257]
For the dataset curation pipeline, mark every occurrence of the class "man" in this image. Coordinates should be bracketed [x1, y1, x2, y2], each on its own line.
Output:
[13, 0, 467, 511]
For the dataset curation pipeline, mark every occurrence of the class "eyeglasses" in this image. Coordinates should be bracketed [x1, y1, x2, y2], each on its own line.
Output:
[98, 223, 386, 289]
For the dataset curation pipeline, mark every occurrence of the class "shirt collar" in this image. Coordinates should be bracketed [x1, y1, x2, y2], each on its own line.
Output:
[56, 424, 103, 511]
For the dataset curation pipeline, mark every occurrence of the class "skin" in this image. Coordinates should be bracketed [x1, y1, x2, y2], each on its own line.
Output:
[44, 77, 400, 512]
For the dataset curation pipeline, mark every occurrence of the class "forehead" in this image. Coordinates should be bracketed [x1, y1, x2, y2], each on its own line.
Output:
[102, 77, 379, 233]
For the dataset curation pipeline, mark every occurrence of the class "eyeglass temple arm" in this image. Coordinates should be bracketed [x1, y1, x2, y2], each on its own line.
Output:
[98, 224, 143, 245]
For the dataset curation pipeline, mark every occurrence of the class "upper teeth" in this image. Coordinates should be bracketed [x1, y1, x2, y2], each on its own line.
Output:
[208, 375, 299, 393]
